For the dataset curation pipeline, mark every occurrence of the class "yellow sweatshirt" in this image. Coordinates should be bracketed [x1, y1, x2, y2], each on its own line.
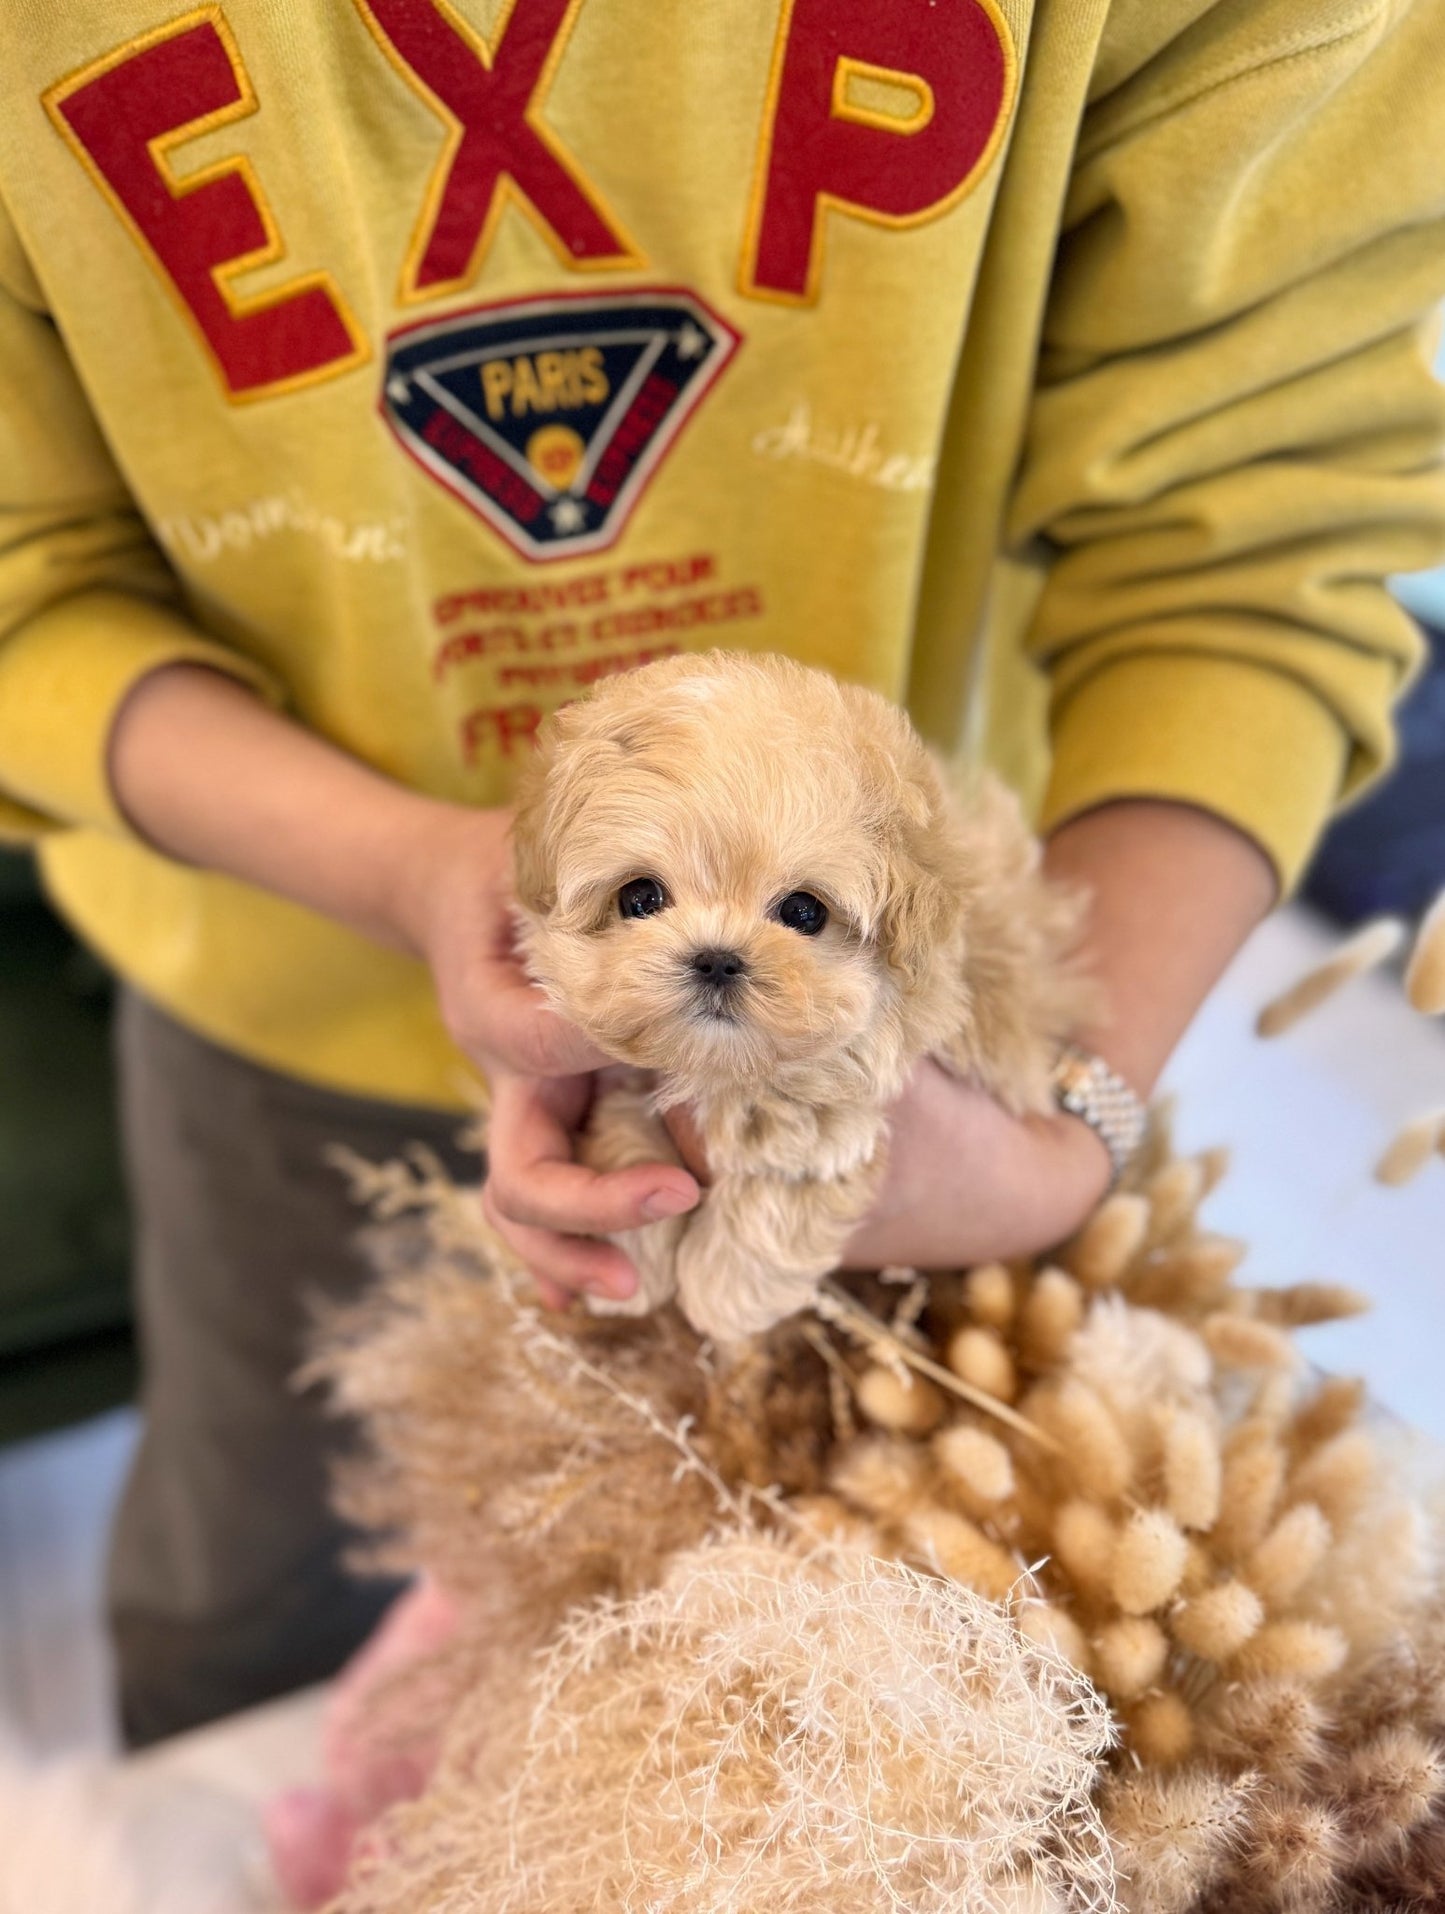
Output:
[1, 0, 1443, 1107]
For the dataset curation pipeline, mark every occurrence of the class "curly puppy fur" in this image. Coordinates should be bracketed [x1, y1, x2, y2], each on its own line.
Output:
[512, 651, 1091, 1342]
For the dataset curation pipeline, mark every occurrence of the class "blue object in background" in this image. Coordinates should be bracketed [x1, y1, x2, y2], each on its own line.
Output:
[1305, 607, 1445, 925]
[1389, 322, 1445, 634]
[1306, 326, 1445, 925]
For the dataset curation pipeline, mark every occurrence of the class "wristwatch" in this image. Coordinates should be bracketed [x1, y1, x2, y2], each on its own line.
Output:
[1050, 1044, 1148, 1188]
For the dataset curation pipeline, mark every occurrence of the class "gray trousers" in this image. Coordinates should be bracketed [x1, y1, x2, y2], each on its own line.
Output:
[108, 988, 479, 1748]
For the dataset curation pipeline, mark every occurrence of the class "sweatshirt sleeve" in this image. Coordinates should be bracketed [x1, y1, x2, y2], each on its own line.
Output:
[0, 195, 283, 845]
[1011, 0, 1445, 891]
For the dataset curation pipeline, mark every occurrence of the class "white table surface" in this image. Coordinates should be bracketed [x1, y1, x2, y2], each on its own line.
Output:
[1163, 905, 1445, 1444]
[0, 1687, 323, 1914]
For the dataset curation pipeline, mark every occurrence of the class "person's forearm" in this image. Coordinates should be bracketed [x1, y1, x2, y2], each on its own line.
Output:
[107, 662, 474, 954]
[1043, 798, 1278, 1097]
[111, 661, 683, 1288]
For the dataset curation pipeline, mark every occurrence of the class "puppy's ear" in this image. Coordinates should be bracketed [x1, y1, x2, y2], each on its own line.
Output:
[509, 711, 567, 915]
[512, 688, 647, 919]
[879, 860, 960, 994]
[876, 754, 970, 993]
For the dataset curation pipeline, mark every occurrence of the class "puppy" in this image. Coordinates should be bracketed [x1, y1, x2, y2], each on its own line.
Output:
[511, 651, 1092, 1342]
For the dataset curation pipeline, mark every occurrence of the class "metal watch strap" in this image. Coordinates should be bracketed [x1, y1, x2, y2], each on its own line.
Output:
[1050, 1043, 1147, 1188]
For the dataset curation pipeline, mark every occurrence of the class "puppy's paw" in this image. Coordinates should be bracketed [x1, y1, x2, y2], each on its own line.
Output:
[581, 1075, 689, 1314]
[673, 1201, 838, 1343]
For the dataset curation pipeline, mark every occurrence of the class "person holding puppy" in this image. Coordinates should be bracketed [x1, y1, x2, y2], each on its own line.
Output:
[2, 0, 1443, 1748]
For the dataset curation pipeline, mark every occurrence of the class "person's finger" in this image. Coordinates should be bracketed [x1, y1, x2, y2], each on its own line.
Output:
[489, 1151, 700, 1237]
[480, 1182, 639, 1304]
[475, 1184, 569, 1311]
[531, 1272, 572, 1313]
[488, 1075, 699, 1236]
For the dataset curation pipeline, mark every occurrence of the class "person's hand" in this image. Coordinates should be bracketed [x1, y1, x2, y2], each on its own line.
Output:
[841, 1060, 1112, 1269]
[665, 1061, 1110, 1273]
[392, 804, 701, 1309]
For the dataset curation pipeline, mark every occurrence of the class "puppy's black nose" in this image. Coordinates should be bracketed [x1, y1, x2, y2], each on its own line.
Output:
[690, 947, 747, 985]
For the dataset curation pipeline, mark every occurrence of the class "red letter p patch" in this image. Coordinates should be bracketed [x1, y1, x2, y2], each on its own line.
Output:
[742, 0, 1016, 304]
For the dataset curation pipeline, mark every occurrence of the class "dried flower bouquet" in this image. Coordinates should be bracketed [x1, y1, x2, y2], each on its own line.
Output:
[313, 1109, 1445, 1914]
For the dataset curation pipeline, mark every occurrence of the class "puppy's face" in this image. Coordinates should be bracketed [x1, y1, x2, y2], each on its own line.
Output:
[512, 654, 968, 1097]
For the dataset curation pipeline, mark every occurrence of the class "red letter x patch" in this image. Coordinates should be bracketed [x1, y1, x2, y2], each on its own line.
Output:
[353, 0, 640, 301]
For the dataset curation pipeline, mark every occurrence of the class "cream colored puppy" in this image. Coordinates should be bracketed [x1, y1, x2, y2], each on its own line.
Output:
[512, 651, 1090, 1342]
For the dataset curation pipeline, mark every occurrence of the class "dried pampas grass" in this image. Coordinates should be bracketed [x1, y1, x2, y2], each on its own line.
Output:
[1256, 910, 1445, 1195]
[310, 1218, 834, 1619]
[1099, 1767, 1255, 1914]
[1405, 887, 1445, 1015]
[1375, 1108, 1445, 1186]
[318, 1106, 1445, 1914]
[1254, 917, 1404, 1037]
[338, 1535, 1119, 1914]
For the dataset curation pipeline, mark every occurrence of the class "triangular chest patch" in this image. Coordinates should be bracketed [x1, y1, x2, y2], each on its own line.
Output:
[380, 289, 739, 562]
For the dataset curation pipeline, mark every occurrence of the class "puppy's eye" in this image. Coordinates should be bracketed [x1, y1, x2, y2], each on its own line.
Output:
[776, 891, 828, 936]
[618, 876, 668, 920]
